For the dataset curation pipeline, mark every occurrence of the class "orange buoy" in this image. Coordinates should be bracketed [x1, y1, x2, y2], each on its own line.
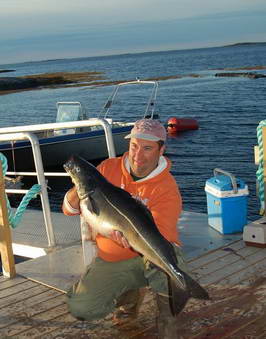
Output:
[167, 117, 199, 134]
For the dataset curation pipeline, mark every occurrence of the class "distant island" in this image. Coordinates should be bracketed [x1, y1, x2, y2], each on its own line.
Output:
[223, 42, 266, 47]
[0, 65, 266, 95]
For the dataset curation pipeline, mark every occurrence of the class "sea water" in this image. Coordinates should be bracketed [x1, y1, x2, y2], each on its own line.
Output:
[0, 44, 266, 221]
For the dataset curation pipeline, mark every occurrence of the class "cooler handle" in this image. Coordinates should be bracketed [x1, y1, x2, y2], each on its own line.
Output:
[213, 168, 238, 194]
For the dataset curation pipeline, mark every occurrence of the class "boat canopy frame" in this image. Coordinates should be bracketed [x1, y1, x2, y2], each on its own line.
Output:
[98, 79, 159, 120]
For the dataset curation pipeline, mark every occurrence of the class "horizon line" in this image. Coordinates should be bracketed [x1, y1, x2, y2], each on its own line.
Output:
[1, 41, 266, 68]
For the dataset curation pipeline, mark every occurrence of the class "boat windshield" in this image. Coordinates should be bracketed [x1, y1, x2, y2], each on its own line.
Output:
[56, 102, 83, 123]
[55, 102, 84, 135]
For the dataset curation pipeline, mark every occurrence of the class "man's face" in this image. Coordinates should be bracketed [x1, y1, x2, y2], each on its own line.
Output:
[128, 138, 165, 178]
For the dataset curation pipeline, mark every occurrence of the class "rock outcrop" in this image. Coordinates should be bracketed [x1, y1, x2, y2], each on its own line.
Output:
[215, 72, 266, 79]
[0, 69, 15, 73]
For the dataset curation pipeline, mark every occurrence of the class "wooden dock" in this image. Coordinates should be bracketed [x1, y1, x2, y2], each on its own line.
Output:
[1, 238, 266, 338]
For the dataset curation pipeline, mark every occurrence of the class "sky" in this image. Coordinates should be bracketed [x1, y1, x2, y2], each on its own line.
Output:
[1, 0, 266, 65]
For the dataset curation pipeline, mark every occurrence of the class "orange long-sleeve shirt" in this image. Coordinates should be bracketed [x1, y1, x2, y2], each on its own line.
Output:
[94, 152, 182, 262]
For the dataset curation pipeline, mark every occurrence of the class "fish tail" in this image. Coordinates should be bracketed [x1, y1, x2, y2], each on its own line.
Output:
[183, 271, 210, 300]
[169, 278, 190, 316]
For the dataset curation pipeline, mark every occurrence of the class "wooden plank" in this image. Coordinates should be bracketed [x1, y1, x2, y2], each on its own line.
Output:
[219, 256, 266, 286]
[4, 304, 69, 338]
[0, 279, 40, 299]
[0, 288, 62, 329]
[174, 277, 266, 338]
[0, 282, 51, 309]
[226, 314, 266, 338]
[26, 313, 89, 339]
[27, 313, 80, 339]
[198, 247, 266, 285]
[188, 240, 246, 270]
[257, 331, 266, 339]
[0, 163, 16, 278]
[0, 295, 66, 337]
[0, 275, 27, 290]
[192, 245, 261, 278]
[192, 247, 263, 287]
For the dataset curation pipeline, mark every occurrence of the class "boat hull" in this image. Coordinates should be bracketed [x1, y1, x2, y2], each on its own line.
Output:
[0, 126, 131, 171]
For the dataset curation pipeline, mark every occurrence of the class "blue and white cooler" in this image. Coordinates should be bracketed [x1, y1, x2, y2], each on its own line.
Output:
[205, 168, 249, 234]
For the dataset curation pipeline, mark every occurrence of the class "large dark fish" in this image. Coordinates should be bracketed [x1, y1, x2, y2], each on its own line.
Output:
[64, 155, 209, 315]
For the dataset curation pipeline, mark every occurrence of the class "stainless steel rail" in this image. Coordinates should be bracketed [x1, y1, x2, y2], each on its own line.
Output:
[0, 131, 56, 247]
[0, 118, 116, 249]
[0, 118, 116, 159]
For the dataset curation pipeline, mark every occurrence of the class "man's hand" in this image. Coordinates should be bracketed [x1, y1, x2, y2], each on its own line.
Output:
[62, 186, 81, 215]
[111, 230, 130, 248]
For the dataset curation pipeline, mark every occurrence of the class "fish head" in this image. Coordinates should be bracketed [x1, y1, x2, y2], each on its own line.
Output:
[63, 155, 97, 200]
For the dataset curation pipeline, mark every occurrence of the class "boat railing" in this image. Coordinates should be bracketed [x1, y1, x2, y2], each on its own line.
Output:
[0, 118, 116, 254]
[0, 118, 116, 158]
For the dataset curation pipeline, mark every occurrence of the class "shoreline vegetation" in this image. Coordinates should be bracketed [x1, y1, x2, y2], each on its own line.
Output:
[0, 66, 265, 96]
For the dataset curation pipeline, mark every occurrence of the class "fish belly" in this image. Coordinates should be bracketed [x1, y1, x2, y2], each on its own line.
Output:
[80, 200, 114, 237]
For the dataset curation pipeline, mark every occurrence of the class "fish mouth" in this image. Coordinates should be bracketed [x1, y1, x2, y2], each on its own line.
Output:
[63, 156, 76, 172]
[63, 162, 72, 173]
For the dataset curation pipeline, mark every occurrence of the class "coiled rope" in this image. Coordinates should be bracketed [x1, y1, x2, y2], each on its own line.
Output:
[256, 120, 266, 215]
[0, 152, 41, 228]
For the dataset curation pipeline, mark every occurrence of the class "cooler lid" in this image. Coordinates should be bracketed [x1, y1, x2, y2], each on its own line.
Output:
[205, 174, 246, 192]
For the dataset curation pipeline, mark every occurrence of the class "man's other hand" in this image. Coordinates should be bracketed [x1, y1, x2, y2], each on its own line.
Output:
[111, 230, 130, 248]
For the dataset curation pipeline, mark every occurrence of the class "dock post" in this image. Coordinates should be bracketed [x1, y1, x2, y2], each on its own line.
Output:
[0, 163, 16, 278]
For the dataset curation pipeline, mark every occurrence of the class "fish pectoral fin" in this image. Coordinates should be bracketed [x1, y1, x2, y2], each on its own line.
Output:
[85, 196, 100, 215]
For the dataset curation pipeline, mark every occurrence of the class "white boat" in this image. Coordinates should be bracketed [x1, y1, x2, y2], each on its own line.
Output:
[0, 80, 159, 171]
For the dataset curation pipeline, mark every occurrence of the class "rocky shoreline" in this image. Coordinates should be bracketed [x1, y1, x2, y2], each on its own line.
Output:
[0, 65, 265, 95]
[0, 72, 204, 95]
[0, 71, 106, 94]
